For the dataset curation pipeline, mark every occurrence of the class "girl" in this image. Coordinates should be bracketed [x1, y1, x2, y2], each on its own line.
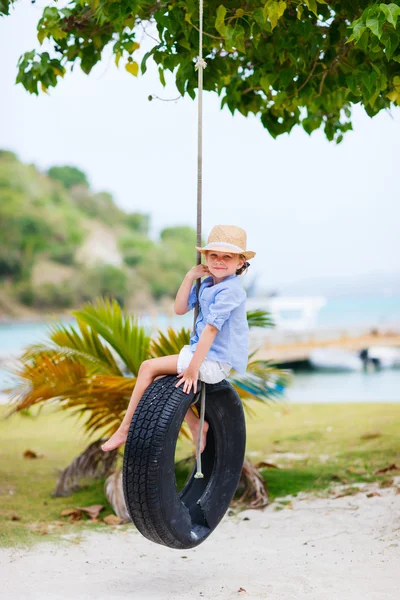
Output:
[101, 224, 255, 454]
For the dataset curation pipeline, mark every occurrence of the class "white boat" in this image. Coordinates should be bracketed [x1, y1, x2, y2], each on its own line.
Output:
[246, 296, 327, 331]
[309, 348, 364, 372]
[366, 346, 400, 369]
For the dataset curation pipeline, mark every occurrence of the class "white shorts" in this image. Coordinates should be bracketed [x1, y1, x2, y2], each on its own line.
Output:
[177, 345, 231, 384]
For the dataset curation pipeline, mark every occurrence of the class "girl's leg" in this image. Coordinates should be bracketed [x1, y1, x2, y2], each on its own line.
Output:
[101, 355, 179, 451]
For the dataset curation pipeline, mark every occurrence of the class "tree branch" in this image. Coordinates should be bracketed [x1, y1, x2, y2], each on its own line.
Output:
[189, 22, 224, 41]
[288, 51, 320, 99]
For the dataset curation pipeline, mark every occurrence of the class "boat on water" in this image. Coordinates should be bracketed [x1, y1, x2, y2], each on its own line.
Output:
[310, 347, 400, 372]
[364, 346, 400, 369]
[246, 296, 327, 331]
[309, 349, 364, 372]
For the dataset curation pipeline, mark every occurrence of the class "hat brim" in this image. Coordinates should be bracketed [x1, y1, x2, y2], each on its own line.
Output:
[195, 244, 256, 260]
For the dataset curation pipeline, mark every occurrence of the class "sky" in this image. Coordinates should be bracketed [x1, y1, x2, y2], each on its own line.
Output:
[0, 2, 399, 294]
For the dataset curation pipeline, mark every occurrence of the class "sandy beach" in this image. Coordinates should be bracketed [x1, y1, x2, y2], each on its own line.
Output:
[2, 480, 399, 600]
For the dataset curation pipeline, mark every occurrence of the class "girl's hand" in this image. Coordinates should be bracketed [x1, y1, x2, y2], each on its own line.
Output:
[188, 264, 209, 281]
[175, 365, 200, 394]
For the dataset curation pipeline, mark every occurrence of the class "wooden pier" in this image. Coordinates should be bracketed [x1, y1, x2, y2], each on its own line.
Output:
[250, 329, 400, 365]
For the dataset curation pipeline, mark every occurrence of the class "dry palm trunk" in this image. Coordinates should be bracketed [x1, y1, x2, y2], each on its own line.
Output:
[233, 457, 269, 509]
[104, 470, 131, 522]
[53, 439, 118, 497]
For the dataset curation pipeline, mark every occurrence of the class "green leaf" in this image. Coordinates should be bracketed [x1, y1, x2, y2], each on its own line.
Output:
[260, 74, 273, 93]
[158, 66, 166, 87]
[346, 74, 358, 95]
[80, 48, 98, 75]
[42, 6, 59, 19]
[253, 7, 265, 28]
[304, 0, 318, 17]
[0, 0, 11, 16]
[382, 31, 399, 60]
[297, 4, 304, 20]
[141, 49, 154, 75]
[366, 12, 386, 39]
[264, 1, 287, 30]
[225, 25, 236, 51]
[233, 25, 246, 52]
[393, 75, 400, 87]
[215, 5, 227, 37]
[357, 30, 370, 52]
[352, 21, 367, 43]
[380, 3, 400, 28]
[178, 38, 191, 50]
[362, 71, 377, 94]
[176, 61, 192, 94]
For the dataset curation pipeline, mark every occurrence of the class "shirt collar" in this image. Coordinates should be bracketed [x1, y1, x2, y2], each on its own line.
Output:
[206, 273, 237, 287]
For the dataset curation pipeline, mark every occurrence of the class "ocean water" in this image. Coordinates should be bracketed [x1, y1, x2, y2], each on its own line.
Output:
[283, 368, 400, 403]
[317, 295, 400, 328]
[1, 295, 399, 403]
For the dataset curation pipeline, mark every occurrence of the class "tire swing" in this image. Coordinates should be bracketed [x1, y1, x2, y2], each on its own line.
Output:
[122, 0, 246, 549]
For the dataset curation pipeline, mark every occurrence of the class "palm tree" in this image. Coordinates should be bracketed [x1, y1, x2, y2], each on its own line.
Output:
[6, 298, 289, 508]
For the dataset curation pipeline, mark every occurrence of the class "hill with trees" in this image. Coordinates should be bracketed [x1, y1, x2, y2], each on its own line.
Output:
[0, 150, 198, 317]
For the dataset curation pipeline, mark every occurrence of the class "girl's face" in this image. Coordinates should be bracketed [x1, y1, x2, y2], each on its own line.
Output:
[205, 251, 245, 281]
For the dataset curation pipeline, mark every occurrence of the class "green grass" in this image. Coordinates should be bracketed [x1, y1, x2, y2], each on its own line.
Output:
[0, 405, 117, 548]
[242, 401, 400, 501]
[1, 401, 399, 548]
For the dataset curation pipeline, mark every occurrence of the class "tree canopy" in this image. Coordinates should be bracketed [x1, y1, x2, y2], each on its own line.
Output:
[47, 165, 89, 189]
[2, 1, 400, 142]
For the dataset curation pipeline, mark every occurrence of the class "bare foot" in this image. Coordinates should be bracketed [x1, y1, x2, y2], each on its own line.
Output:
[101, 427, 129, 452]
[190, 420, 209, 454]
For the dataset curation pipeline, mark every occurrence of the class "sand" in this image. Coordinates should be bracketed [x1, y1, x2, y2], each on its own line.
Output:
[2, 480, 399, 600]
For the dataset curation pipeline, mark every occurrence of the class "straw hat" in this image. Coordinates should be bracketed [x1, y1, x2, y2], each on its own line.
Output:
[196, 225, 256, 260]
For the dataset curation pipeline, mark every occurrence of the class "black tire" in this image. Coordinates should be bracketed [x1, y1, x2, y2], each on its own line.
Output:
[122, 374, 246, 549]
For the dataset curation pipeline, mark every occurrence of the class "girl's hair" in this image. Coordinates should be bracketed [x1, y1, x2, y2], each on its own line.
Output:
[236, 254, 250, 276]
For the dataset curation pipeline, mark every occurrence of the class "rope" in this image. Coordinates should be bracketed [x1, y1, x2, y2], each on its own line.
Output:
[192, 0, 207, 479]
[194, 381, 206, 479]
[193, 0, 207, 331]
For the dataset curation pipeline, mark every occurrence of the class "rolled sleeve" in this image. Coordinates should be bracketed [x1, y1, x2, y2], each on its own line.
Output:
[206, 286, 245, 331]
[187, 284, 197, 311]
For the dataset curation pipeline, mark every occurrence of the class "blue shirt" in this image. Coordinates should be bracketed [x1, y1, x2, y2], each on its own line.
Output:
[187, 274, 248, 374]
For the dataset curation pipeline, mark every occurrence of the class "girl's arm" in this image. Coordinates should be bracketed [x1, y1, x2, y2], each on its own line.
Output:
[174, 265, 209, 315]
[176, 324, 218, 393]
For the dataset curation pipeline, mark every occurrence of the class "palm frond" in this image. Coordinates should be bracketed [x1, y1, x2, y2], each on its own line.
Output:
[228, 359, 290, 414]
[6, 354, 88, 412]
[23, 321, 123, 376]
[6, 354, 134, 437]
[246, 309, 274, 329]
[75, 374, 135, 436]
[73, 297, 151, 376]
[150, 327, 191, 358]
